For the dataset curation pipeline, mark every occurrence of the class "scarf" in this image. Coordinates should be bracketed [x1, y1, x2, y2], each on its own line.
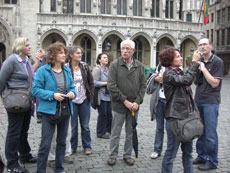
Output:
[167, 66, 193, 111]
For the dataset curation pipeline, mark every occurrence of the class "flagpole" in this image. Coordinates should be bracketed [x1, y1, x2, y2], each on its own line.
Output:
[198, 0, 205, 23]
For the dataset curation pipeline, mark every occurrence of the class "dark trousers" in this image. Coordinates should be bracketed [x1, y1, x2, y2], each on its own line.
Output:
[5, 111, 32, 169]
[96, 100, 112, 137]
[37, 115, 70, 173]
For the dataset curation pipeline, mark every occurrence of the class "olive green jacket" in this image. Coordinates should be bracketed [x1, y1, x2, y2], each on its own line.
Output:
[107, 57, 146, 113]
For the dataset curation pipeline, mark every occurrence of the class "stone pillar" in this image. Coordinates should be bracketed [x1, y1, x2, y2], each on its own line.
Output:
[151, 44, 157, 68]
[42, 0, 50, 12]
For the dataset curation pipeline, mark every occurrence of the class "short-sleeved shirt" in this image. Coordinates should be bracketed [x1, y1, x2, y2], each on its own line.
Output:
[195, 54, 224, 104]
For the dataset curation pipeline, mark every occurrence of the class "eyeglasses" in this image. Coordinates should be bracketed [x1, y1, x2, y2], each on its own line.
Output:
[198, 43, 209, 47]
[121, 47, 132, 51]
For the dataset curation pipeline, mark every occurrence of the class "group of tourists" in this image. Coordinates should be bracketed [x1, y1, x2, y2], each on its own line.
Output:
[0, 37, 223, 173]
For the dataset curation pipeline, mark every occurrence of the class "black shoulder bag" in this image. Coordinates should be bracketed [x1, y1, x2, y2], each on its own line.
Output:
[170, 92, 204, 142]
[51, 71, 71, 121]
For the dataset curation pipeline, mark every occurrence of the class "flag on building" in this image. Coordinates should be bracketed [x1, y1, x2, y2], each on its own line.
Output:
[203, 0, 209, 25]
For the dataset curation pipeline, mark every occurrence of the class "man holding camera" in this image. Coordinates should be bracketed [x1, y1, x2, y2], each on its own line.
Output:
[193, 38, 224, 171]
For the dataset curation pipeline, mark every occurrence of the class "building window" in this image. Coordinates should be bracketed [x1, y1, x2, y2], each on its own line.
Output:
[102, 38, 112, 52]
[151, 0, 160, 17]
[101, 0, 111, 14]
[80, 37, 91, 65]
[186, 13, 192, 22]
[133, 0, 142, 16]
[179, 0, 183, 20]
[222, 29, 225, 45]
[228, 7, 230, 21]
[216, 30, 219, 46]
[63, 0, 73, 13]
[227, 28, 230, 45]
[217, 10, 220, 24]
[117, 0, 127, 15]
[80, 0, 91, 13]
[134, 39, 142, 62]
[117, 40, 121, 58]
[222, 8, 226, 24]
[211, 29, 213, 43]
[51, 0, 56, 12]
[207, 30, 209, 39]
[4, 0, 17, 4]
[211, 13, 214, 22]
[165, 0, 174, 19]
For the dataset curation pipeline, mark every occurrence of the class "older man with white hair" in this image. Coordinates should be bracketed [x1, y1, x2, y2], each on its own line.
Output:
[107, 39, 146, 166]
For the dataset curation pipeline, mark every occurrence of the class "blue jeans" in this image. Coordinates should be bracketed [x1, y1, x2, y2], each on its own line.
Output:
[37, 114, 70, 173]
[97, 100, 112, 137]
[71, 99, 91, 150]
[195, 103, 219, 168]
[162, 120, 193, 173]
[154, 99, 166, 154]
[5, 111, 32, 169]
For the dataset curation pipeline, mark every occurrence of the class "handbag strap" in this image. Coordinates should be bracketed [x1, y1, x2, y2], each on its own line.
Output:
[26, 63, 33, 91]
[62, 69, 67, 95]
[188, 91, 196, 112]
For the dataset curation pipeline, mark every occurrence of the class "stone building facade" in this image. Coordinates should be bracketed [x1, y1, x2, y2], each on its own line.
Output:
[0, 0, 203, 69]
[204, 0, 230, 75]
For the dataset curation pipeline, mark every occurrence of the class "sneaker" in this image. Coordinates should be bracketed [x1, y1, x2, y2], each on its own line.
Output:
[107, 158, 116, 166]
[150, 152, 160, 159]
[48, 160, 55, 169]
[71, 149, 76, 155]
[7, 165, 29, 173]
[193, 158, 205, 165]
[20, 156, 37, 164]
[198, 164, 217, 171]
[97, 134, 110, 139]
[84, 149, 92, 155]
[37, 118, 42, 123]
[64, 156, 73, 164]
[123, 157, 134, 166]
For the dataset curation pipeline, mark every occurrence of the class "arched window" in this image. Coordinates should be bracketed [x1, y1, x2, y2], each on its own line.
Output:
[134, 39, 142, 62]
[117, 40, 121, 58]
[80, 0, 91, 13]
[151, 0, 160, 17]
[101, 0, 111, 14]
[117, 0, 127, 15]
[63, 0, 73, 13]
[0, 43, 6, 69]
[81, 37, 91, 65]
[133, 0, 142, 16]
[102, 38, 112, 52]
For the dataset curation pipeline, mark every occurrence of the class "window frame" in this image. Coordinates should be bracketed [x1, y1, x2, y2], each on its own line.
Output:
[4, 0, 17, 4]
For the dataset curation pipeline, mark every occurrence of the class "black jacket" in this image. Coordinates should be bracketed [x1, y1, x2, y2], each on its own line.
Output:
[163, 62, 199, 120]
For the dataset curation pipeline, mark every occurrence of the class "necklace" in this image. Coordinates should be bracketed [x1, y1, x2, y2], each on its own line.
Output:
[73, 65, 80, 72]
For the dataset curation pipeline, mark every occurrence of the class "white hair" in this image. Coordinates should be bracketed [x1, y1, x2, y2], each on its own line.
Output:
[120, 39, 135, 49]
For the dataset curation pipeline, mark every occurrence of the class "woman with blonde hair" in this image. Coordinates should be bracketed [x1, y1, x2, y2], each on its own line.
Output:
[0, 37, 36, 173]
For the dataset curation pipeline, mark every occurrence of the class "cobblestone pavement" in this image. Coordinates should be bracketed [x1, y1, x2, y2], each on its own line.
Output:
[0, 78, 230, 173]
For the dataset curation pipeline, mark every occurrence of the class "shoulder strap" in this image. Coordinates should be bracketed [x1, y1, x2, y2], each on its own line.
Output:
[26, 63, 33, 90]
[62, 70, 67, 94]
